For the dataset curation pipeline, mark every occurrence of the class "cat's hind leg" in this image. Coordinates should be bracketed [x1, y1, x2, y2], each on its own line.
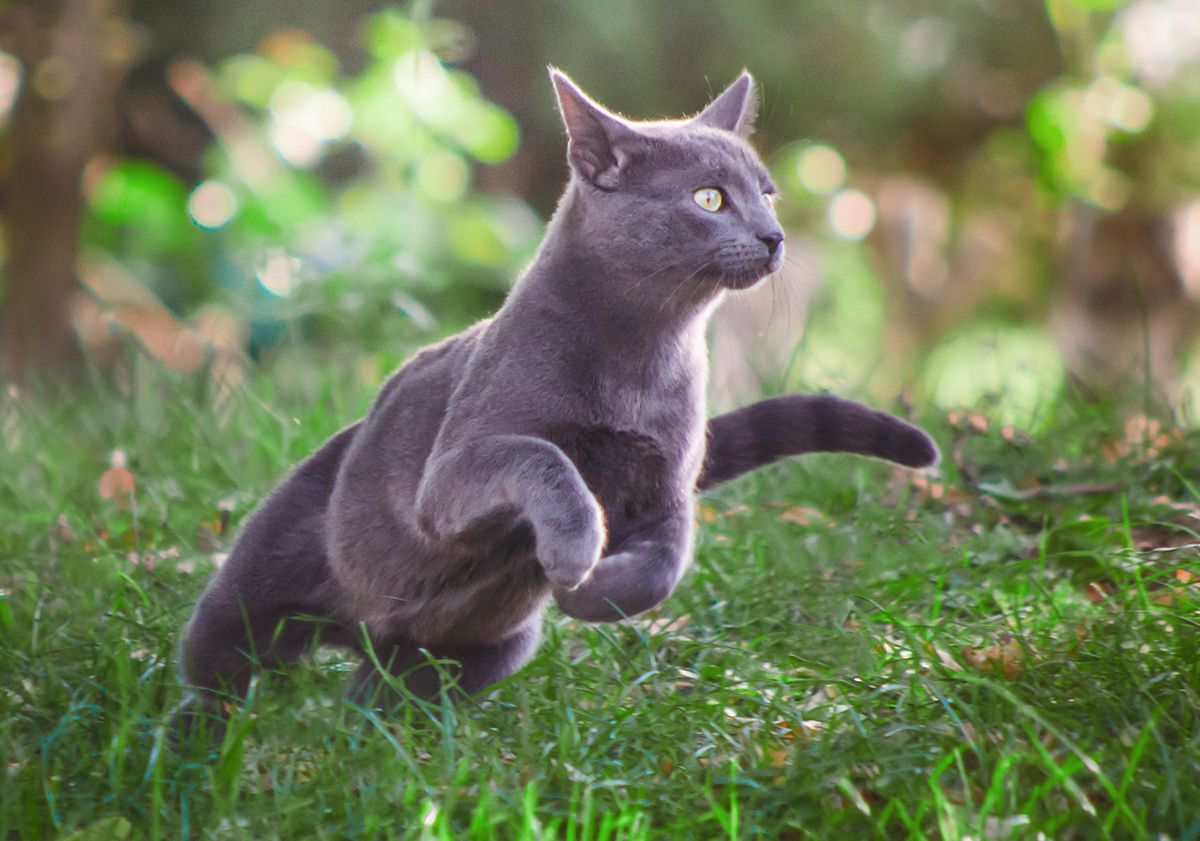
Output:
[175, 531, 353, 738]
[346, 619, 542, 708]
[178, 586, 338, 711]
[175, 423, 360, 737]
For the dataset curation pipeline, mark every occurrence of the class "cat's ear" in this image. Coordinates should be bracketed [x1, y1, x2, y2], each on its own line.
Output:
[693, 70, 759, 137]
[550, 68, 641, 190]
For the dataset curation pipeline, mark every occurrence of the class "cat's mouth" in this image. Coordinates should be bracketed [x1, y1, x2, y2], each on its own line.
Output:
[717, 250, 783, 291]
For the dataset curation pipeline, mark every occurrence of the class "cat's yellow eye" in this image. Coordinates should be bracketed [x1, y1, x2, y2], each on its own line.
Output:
[693, 187, 723, 212]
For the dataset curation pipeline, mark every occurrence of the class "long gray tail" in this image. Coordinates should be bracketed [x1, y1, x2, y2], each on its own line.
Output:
[697, 394, 939, 492]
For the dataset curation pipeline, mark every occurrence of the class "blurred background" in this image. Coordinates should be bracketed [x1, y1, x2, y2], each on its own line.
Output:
[2, 0, 1199, 427]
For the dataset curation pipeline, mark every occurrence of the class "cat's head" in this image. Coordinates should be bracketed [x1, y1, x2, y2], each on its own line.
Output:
[550, 69, 784, 299]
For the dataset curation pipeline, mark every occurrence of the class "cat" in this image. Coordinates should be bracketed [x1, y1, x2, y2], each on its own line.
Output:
[176, 69, 938, 723]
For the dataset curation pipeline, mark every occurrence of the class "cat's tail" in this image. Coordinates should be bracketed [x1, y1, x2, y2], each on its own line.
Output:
[697, 394, 938, 492]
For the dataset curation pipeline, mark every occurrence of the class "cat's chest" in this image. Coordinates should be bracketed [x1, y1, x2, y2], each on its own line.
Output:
[546, 424, 681, 534]
[580, 330, 707, 431]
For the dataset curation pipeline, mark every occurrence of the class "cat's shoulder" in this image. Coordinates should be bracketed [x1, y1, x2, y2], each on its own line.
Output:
[371, 317, 493, 409]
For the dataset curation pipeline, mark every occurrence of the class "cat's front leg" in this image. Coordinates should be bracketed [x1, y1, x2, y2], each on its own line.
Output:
[416, 434, 604, 589]
[551, 506, 692, 622]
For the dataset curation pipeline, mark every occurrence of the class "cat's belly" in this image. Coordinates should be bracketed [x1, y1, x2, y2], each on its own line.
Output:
[330, 423, 686, 645]
[342, 517, 550, 647]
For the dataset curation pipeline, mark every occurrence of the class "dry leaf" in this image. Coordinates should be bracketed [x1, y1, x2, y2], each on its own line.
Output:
[53, 514, 76, 544]
[910, 474, 946, 500]
[947, 410, 989, 433]
[98, 464, 135, 503]
[780, 506, 813, 526]
[1152, 590, 1180, 607]
[196, 521, 224, 551]
[929, 644, 963, 672]
[962, 639, 1024, 679]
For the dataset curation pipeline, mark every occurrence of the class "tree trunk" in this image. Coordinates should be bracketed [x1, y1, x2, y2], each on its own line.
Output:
[0, 0, 125, 382]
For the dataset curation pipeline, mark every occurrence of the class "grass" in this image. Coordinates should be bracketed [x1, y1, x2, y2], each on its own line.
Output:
[1, 352, 1198, 840]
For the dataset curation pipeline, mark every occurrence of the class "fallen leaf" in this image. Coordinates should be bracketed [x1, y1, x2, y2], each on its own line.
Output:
[962, 639, 1025, 679]
[780, 506, 813, 526]
[53, 514, 76, 544]
[929, 644, 963, 672]
[98, 466, 135, 503]
[196, 521, 223, 551]
[909, 474, 946, 500]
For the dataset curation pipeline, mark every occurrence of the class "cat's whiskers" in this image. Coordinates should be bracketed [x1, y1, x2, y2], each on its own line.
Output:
[660, 260, 715, 314]
[624, 258, 703, 319]
[783, 251, 815, 274]
[772, 254, 805, 339]
[629, 258, 693, 299]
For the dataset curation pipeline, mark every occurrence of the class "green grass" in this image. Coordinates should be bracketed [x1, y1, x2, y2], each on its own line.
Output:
[1, 354, 1198, 840]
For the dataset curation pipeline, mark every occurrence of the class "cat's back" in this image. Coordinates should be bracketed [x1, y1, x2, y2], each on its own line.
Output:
[340, 318, 489, 492]
[372, 320, 489, 417]
[326, 321, 489, 571]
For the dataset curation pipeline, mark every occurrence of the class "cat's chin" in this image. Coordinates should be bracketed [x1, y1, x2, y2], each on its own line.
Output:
[718, 274, 769, 291]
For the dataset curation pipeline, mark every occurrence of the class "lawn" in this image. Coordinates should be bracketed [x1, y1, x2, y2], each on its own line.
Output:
[1, 356, 1197, 839]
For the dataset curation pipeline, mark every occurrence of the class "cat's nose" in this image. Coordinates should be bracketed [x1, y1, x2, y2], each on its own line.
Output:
[758, 232, 784, 257]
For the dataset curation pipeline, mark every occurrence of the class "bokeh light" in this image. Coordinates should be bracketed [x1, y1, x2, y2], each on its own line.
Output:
[187, 180, 238, 230]
[257, 249, 302, 296]
[927, 326, 1065, 427]
[796, 145, 846, 194]
[1084, 76, 1153, 133]
[268, 81, 353, 168]
[1120, 0, 1200, 86]
[827, 189, 876, 240]
[0, 51, 21, 123]
[1175, 200, 1200, 301]
[416, 150, 469, 202]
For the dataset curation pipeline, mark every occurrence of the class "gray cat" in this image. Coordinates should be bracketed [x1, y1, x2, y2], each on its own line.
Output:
[177, 69, 938, 721]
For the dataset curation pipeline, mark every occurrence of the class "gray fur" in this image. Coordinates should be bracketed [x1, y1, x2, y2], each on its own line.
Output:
[177, 70, 938, 721]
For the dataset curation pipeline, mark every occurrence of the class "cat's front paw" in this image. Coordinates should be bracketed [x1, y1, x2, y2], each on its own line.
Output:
[538, 499, 605, 590]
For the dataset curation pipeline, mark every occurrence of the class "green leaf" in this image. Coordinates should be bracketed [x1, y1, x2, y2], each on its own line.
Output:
[56, 816, 132, 841]
[1062, 0, 1129, 9]
[365, 11, 424, 60]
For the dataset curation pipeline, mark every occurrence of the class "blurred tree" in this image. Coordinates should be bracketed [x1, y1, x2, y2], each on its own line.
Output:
[1, 0, 1197, 408]
[0, 4, 536, 387]
[0, 0, 133, 379]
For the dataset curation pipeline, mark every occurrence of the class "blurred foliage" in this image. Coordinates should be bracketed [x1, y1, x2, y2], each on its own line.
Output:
[2, 0, 1199, 418]
[80, 9, 539, 358]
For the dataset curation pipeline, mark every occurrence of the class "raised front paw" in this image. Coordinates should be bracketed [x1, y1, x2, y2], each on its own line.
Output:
[538, 498, 605, 590]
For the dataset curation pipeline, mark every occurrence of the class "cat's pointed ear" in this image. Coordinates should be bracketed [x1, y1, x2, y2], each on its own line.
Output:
[550, 68, 640, 190]
[693, 70, 759, 137]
